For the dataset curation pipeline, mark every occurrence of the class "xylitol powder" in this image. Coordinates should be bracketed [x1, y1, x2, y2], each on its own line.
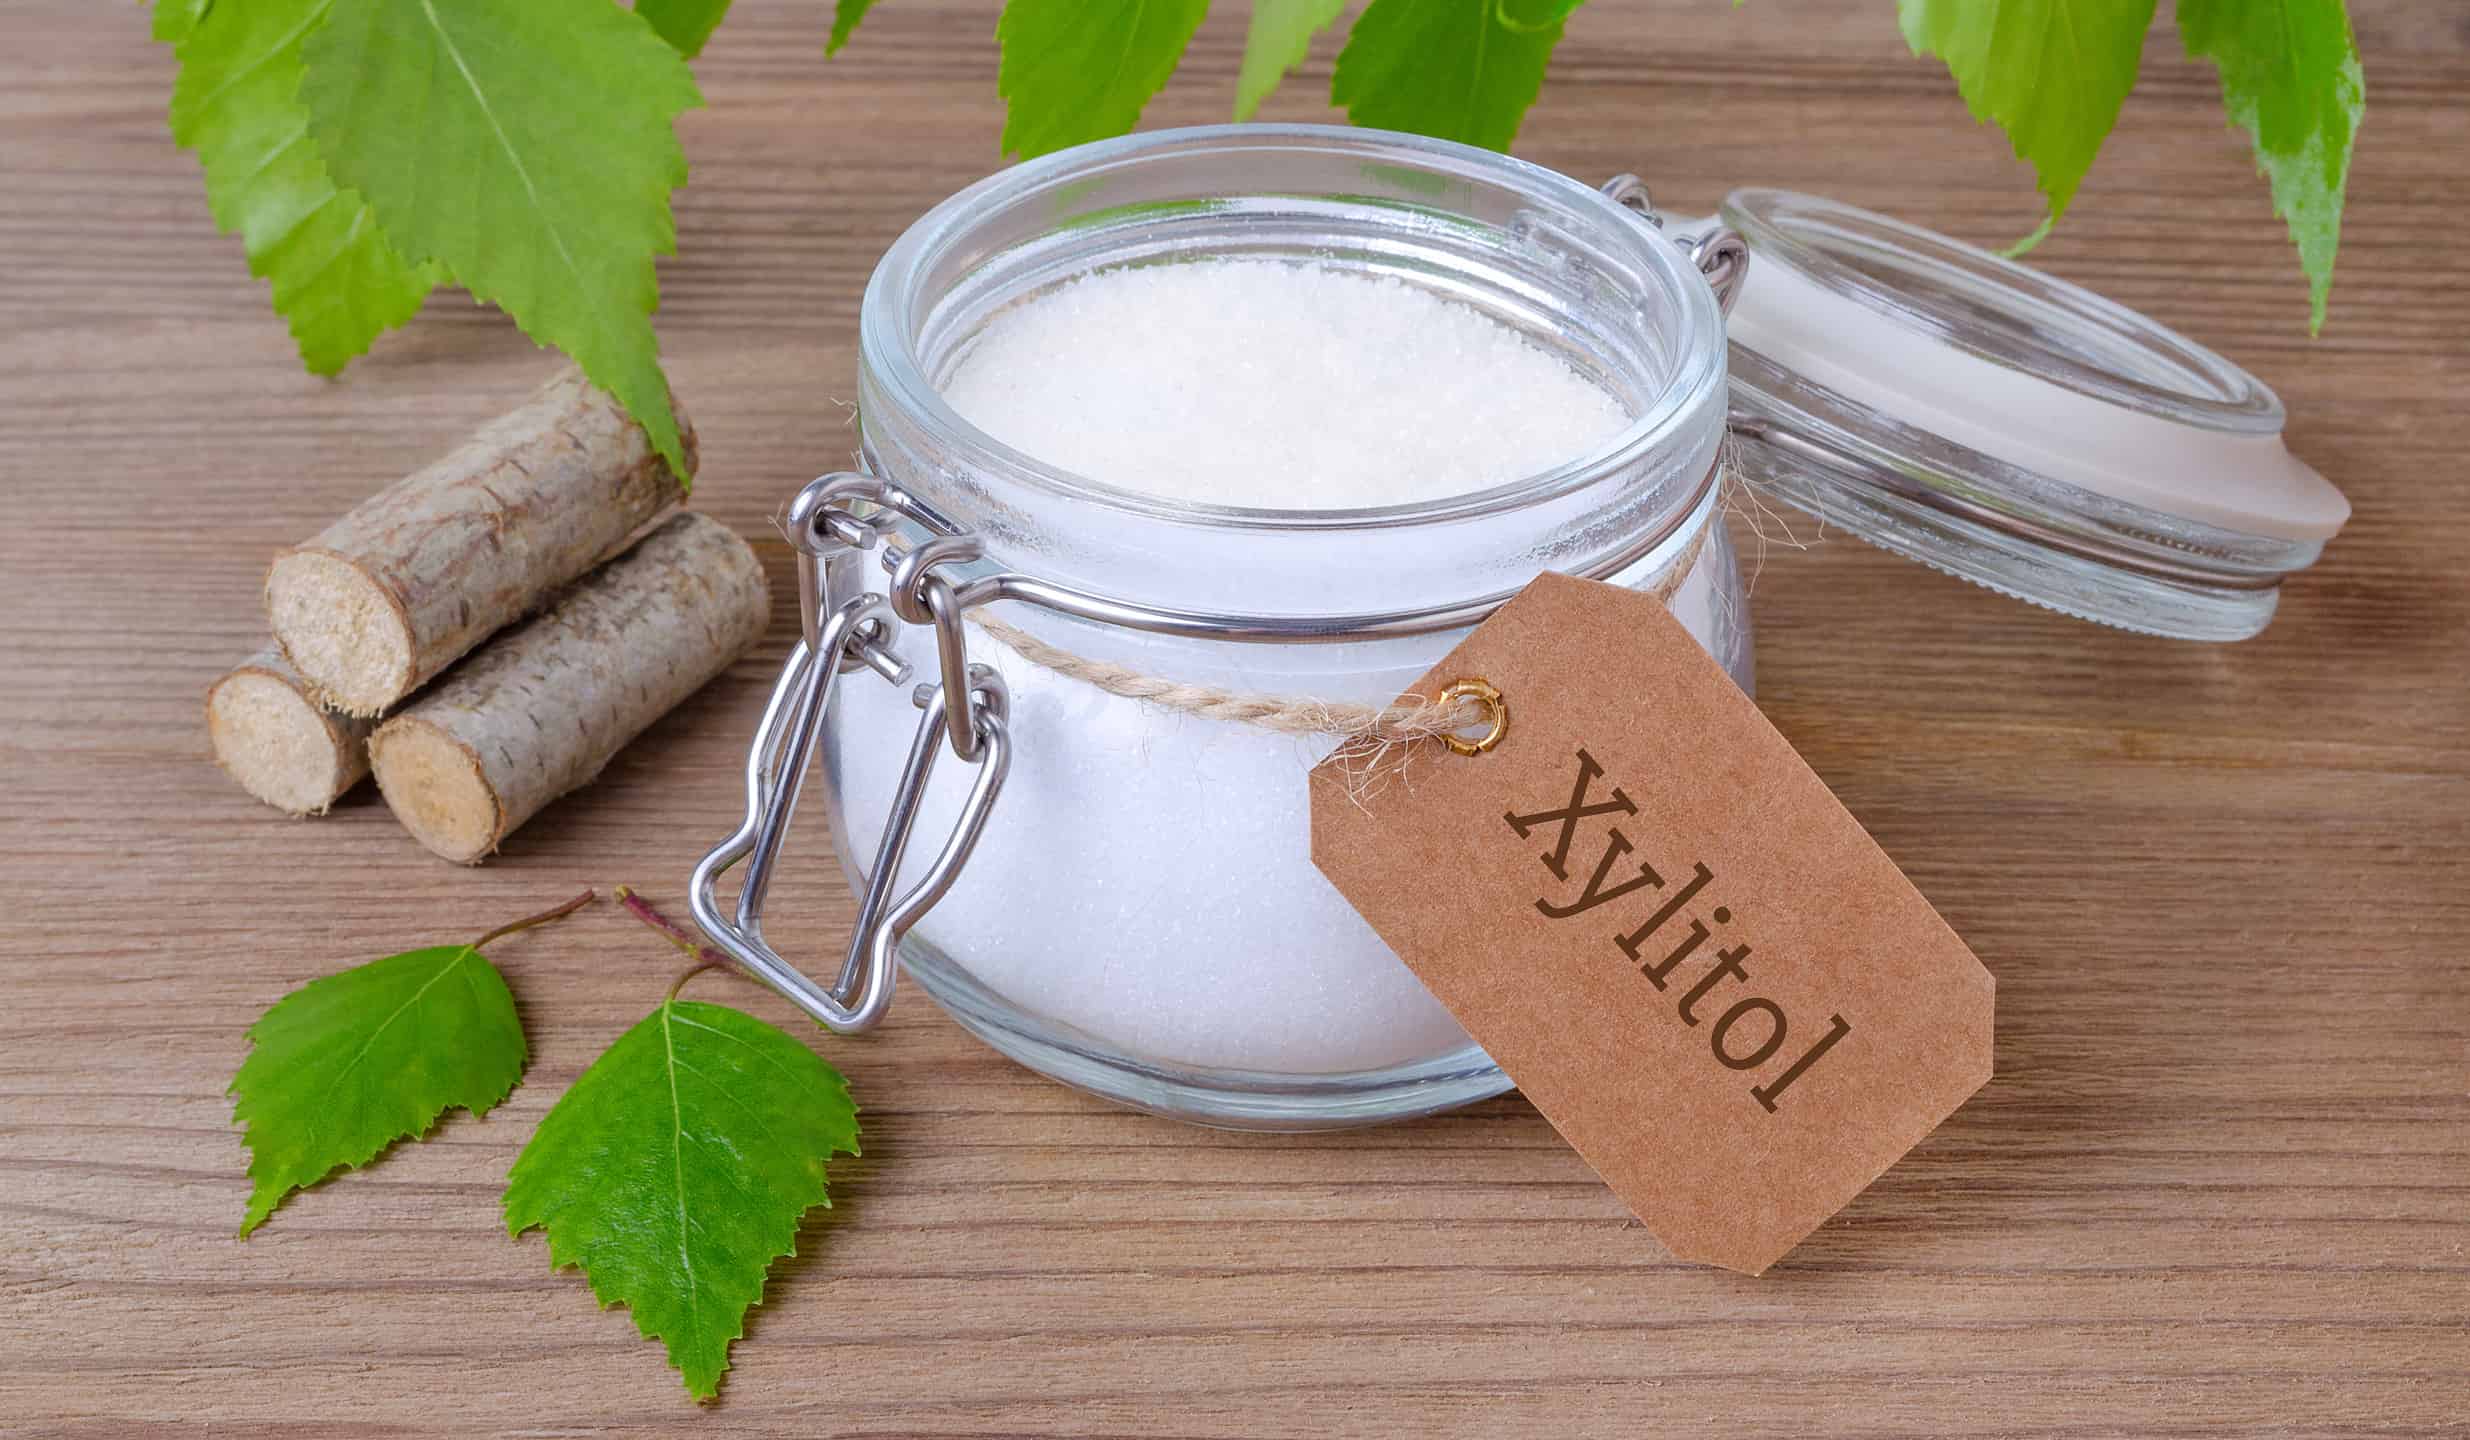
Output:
[942, 260, 1632, 508]
[831, 257, 1716, 1079]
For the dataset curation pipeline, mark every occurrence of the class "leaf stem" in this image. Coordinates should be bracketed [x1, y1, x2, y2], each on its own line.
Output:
[472, 887, 596, 952]
[614, 883, 708, 958]
[614, 885, 736, 1003]
[666, 961, 726, 1004]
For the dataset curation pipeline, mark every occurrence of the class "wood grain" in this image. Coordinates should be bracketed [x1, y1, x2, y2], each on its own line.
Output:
[3, 2, 2464, 1435]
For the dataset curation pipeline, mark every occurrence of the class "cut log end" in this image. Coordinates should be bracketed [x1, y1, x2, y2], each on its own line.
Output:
[265, 365, 692, 715]
[366, 719, 500, 864]
[367, 511, 770, 865]
[205, 652, 375, 815]
[266, 550, 411, 717]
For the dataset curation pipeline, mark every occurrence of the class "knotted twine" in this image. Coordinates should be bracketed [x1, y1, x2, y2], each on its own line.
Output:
[962, 516, 1713, 768]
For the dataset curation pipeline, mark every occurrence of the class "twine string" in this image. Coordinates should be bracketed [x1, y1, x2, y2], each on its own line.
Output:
[960, 518, 1711, 757]
[969, 611, 1496, 743]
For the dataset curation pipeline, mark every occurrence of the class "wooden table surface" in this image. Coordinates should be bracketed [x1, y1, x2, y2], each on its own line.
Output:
[6, 2, 2465, 1435]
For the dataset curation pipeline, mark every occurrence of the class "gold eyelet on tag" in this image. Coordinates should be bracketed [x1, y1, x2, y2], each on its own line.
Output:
[1436, 677, 1508, 756]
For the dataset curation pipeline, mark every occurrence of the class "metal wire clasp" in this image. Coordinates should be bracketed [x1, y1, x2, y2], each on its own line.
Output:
[1602, 173, 1749, 316]
[688, 473, 1011, 1033]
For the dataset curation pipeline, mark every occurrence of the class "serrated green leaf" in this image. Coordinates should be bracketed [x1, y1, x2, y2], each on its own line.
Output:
[997, 0, 1212, 160]
[162, 0, 438, 375]
[231, 944, 526, 1237]
[505, 999, 859, 1401]
[2179, 0, 2360, 333]
[636, 0, 732, 58]
[300, 0, 701, 485]
[1899, 0, 2158, 226]
[152, 0, 210, 46]
[1330, 0, 1579, 153]
[827, 0, 879, 56]
[1236, 0, 1347, 121]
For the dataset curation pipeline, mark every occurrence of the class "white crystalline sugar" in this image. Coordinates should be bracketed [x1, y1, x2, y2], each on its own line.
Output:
[836, 550, 1732, 1076]
[835, 257, 1702, 1081]
[941, 259, 1632, 508]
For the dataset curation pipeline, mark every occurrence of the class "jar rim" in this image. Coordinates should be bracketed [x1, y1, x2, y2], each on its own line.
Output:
[858, 123, 1729, 534]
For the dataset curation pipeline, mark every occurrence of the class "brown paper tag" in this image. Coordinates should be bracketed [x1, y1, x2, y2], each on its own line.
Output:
[1311, 572, 1993, 1275]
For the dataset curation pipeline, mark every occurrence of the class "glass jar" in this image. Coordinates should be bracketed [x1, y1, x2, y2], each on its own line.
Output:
[694, 123, 2347, 1132]
[718, 125, 1745, 1129]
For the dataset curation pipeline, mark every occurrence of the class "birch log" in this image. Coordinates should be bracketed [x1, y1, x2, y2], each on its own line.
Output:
[205, 648, 379, 815]
[266, 366, 692, 716]
[368, 513, 770, 864]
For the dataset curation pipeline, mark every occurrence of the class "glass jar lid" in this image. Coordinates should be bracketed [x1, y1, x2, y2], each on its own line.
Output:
[1708, 188, 2349, 641]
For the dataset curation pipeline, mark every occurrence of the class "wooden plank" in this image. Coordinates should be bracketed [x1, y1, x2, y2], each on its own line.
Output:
[2, 1, 2463, 1435]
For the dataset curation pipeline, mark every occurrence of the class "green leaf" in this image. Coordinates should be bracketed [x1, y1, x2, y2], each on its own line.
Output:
[1899, 0, 2159, 226]
[152, 0, 210, 45]
[636, 0, 733, 58]
[505, 999, 859, 1401]
[231, 944, 526, 1236]
[1236, 0, 1347, 121]
[827, 0, 878, 56]
[2179, 0, 2361, 333]
[1330, 0, 1581, 153]
[162, 0, 439, 375]
[300, 0, 701, 485]
[997, 0, 1213, 160]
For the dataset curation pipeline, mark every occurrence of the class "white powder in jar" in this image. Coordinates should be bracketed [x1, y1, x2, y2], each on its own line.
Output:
[832, 256, 1721, 1080]
[833, 552, 1731, 1076]
[941, 259, 1632, 508]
